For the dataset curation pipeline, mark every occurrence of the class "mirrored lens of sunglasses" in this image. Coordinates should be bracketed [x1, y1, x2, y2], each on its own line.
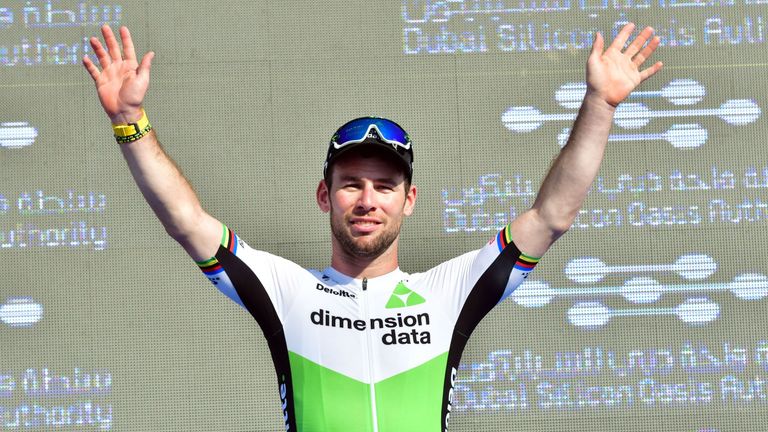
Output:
[336, 119, 408, 146]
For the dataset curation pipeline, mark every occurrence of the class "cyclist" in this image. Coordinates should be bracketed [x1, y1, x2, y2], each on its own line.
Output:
[83, 23, 661, 432]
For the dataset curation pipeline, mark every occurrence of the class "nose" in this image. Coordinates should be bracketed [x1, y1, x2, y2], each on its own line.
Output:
[356, 182, 377, 212]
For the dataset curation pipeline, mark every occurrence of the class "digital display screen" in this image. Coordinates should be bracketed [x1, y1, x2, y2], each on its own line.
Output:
[1, 1, 766, 431]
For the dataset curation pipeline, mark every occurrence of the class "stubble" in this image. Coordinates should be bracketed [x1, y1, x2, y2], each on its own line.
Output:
[330, 210, 402, 259]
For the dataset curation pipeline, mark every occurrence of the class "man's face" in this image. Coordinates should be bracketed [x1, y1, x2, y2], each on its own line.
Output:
[317, 152, 416, 259]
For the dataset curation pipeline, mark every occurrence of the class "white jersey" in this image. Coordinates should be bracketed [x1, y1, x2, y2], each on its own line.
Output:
[196, 224, 540, 432]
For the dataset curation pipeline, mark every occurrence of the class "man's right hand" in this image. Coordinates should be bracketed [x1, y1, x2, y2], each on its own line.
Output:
[82, 25, 222, 261]
[83, 25, 155, 124]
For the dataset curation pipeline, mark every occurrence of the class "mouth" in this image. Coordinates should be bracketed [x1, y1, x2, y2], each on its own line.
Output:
[349, 218, 382, 234]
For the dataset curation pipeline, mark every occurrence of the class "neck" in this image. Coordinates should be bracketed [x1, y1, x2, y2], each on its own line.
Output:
[330, 238, 400, 279]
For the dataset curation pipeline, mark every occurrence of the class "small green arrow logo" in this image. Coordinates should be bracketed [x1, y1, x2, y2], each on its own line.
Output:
[385, 282, 426, 309]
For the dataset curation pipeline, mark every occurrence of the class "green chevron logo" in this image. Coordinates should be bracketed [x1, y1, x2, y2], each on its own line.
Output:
[385, 282, 426, 309]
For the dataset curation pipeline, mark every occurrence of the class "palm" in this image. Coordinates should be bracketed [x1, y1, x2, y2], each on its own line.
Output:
[586, 25, 662, 107]
[95, 59, 146, 116]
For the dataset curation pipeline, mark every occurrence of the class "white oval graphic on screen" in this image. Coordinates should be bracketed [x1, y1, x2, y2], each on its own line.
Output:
[0, 122, 38, 149]
[0, 297, 43, 327]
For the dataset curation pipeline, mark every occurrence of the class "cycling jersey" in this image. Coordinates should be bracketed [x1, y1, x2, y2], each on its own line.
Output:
[196, 224, 539, 432]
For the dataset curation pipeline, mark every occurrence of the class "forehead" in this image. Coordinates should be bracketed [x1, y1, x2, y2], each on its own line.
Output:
[330, 150, 406, 182]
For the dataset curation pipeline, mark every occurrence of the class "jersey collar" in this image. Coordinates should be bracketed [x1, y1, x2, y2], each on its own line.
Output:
[322, 266, 406, 290]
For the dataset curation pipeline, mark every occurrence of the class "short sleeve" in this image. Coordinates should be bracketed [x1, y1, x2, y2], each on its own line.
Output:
[470, 224, 541, 302]
[194, 224, 303, 320]
[416, 224, 541, 321]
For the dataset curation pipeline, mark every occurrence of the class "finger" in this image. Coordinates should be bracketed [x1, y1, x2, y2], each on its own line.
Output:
[90, 36, 111, 68]
[82, 55, 101, 81]
[137, 51, 155, 82]
[120, 26, 137, 63]
[590, 32, 604, 59]
[624, 26, 655, 58]
[639, 61, 663, 82]
[609, 22, 636, 52]
[102, 25, 123, 62]
[632, 35, 660, 66]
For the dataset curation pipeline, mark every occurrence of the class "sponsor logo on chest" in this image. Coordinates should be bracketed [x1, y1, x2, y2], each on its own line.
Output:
[310, 308, 432, 345]
[315, 283, 356, 299]
[308, 282, 432, 345]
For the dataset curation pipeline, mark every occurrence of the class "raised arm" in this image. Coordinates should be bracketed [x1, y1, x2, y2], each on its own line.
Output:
[83, 25, 221, 261]
[510, 23, 663, 257]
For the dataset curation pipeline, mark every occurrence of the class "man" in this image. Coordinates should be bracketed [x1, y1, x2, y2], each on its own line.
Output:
[83, 23, 661, 431]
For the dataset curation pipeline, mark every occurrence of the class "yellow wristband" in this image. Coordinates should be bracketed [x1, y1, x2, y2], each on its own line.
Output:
[112, 110, 150, 138]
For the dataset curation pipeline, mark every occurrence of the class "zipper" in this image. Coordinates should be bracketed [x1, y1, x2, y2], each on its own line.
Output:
[360, 277, 379, 432]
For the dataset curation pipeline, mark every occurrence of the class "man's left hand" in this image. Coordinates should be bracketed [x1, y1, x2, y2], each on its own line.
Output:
[586, 23, 663, 108]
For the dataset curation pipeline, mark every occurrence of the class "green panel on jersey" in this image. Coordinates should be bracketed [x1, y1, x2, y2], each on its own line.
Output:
[374, 352, 448, 432]
[288, 351, 374, 431]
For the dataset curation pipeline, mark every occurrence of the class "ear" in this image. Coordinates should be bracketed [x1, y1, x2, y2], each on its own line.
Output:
[403, 184, 417, 216]
[316, 179, 331, 213]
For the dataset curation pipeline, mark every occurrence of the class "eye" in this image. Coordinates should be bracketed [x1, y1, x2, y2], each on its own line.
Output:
[376, 184, 396, 192]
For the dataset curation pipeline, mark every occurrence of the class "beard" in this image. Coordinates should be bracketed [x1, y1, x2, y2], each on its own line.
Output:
[330, 210, 402, 259]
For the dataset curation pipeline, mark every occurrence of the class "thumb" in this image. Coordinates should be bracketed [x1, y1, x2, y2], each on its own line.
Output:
[137, 51, 154, 82]
[589, 32, 604, 60]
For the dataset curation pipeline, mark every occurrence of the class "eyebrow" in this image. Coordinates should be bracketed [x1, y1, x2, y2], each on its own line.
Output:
[338, 175, 399, 185]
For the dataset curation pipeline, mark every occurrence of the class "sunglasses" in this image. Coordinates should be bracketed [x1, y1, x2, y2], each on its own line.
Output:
[331, 117, 411, 152]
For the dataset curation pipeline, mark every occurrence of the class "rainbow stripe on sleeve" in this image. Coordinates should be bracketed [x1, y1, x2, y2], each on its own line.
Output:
[514, 254, 540, 271]
[195, 224, 238, 275]
[495, 225, 541, 270]
[220, 224, 238, 254]
[196, 256, 223, 275]
[495, 225, 513, 252]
